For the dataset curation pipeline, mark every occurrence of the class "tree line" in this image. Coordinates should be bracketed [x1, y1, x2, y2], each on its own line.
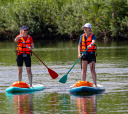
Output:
[0, 0, 127, 41]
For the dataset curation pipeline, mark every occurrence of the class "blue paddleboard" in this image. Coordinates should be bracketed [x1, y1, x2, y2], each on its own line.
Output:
[6, 84, 44, 93]
[70, 84, 105, 94]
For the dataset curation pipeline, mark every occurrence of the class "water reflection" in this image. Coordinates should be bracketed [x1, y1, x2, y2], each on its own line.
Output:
[6, 93, 33, 114]
[72, 95, 97, 114]
[48, 93, 70, 113]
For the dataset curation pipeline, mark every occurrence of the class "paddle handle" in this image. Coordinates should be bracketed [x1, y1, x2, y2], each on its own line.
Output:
[81, 48, 88, 57]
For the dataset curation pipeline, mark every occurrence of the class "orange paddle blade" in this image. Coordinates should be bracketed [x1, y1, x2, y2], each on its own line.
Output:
[47, 68, 58, 79]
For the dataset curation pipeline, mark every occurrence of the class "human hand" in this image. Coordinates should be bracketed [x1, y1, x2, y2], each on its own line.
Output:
[15, 36, 21, 42]
[14, 31, 23, 42]
[87, 44, 93, 48]
[78, 53, 81, 59]
[28, 47, 32, 50]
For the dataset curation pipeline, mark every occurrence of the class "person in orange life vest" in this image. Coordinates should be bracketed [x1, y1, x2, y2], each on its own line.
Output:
[78, 23, 97, 87]
[14, 25, 34, 87]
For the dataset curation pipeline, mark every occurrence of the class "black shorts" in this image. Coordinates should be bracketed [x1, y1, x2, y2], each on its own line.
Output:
[81, 54, 96, 64]
[16, 54, 31, 67]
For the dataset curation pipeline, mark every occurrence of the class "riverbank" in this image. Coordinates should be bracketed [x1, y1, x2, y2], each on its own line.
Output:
[0, 30, 127, 42]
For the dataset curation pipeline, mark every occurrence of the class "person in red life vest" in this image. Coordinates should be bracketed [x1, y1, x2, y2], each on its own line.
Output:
[14, 25, 34, 87]
[78, 23, 97, 87]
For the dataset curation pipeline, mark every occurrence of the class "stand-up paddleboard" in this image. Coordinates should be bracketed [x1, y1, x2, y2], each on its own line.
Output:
[70, 81, 105, 95]
[6, 81, 44, 93]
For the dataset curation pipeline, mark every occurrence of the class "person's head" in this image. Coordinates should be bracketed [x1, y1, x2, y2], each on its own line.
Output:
[82, 23, 91, 33]
[20, 25, 28, 37]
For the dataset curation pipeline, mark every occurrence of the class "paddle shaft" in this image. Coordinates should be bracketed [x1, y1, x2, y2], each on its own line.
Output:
[66, 48, 88, 75]
[59, 48, 89, 83]
[32, 51, 48, 68]
[22, 41, 48, 68]
[21, 41, 58, 79]
[67, 58, 80, 75]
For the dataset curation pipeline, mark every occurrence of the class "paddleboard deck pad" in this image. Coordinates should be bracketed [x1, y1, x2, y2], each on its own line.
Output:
[70, 84, 105, 95]
[6, 84, 44, 93]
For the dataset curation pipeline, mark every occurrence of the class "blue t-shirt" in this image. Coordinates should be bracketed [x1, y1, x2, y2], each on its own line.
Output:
[79, 34, 96, 55]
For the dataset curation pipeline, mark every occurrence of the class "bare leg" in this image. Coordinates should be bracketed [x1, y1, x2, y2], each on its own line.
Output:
[18, 67, 22, 81]
[26, 67, 33, 87]
[82, 60, 88, 81]
[89, 61, 97, 87]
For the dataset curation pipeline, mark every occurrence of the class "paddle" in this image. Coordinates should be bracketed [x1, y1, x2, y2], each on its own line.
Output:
[20, 37, 58, 79]
[59, 48, 88, 83]
[29, 50, 58, 79]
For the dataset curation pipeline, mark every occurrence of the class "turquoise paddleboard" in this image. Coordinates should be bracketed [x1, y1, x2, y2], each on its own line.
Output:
[70, 84, 105, 95]
[6, 84, 44, 93]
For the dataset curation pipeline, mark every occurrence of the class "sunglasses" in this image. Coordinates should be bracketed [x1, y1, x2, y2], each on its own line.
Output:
[84, 27, 89, 29]
[24, 30, 28, 31]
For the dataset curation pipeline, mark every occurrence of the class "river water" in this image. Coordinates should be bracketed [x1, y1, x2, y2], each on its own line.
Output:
[0, 40, 128, 114]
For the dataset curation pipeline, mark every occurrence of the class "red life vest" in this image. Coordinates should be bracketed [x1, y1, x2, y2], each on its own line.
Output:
[81, 33, 96, 52]
[17, 35, 33, 55]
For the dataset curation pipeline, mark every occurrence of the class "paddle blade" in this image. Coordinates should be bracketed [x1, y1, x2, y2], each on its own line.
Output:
[47, 68, 58, 79]
[59, 74, 68, 83]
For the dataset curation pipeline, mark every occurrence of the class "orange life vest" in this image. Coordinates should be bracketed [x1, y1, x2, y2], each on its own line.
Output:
[17, 35, 32, 55]
[81, 33, 96, 52]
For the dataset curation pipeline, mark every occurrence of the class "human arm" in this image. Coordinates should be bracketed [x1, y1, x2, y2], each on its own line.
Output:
[14, 35, 21, 42]
[14, 30, 23, 42]
[78, 35, 82, 58]
[78, 44, 81, 59]
[28, 36, 34, 50]
[88, 40, 96, 48]
[29, 43, 34, 50]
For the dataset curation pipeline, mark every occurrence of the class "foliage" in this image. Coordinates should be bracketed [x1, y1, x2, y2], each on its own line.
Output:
[0, 0, 128, 40]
